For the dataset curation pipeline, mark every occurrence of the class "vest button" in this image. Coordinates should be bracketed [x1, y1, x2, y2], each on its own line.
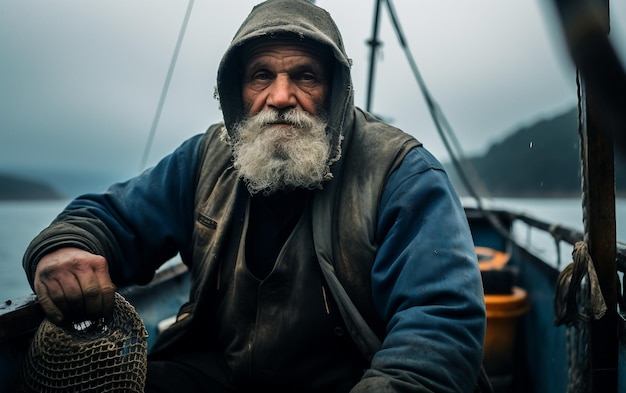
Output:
[334, 326, 344, 336]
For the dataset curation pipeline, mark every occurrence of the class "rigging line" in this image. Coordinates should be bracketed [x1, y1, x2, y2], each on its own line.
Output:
[366, 0, 383, 113]
[383, 0, 489, 202]
[383, 0, 513, 239]
[139, 0, 195, 173]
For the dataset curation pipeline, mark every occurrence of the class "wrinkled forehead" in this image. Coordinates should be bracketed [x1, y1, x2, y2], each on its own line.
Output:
[239, 37, 333, 73]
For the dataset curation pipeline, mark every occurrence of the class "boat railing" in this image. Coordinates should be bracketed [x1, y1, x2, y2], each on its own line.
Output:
[515, 212, 626, 275]
[466, 205, 625, 273]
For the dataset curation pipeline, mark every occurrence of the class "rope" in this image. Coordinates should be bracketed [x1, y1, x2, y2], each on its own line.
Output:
[576, 70, 589, 245]
[139, 0, 195, 172]
[565, 323, 590, 393]
[381, 0, 520, 249]
[554, 241, 607, 393]
[551, 69, 600, 393]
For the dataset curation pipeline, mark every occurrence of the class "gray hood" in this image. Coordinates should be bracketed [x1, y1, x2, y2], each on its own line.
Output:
[216, 0, 354, 175]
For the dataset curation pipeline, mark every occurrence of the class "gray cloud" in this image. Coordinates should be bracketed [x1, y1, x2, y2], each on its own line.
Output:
[1, 0, 623, 187]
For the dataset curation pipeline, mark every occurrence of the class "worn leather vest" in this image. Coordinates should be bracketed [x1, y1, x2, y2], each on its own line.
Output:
[150, 108, 420, 359]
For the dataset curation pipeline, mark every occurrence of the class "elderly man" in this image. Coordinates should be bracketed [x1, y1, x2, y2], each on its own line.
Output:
[23, 0, 486, 392]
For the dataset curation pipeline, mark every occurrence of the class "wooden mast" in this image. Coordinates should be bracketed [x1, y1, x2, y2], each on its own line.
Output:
[583, 61, 618, 393]
[552, 0, 619, 391]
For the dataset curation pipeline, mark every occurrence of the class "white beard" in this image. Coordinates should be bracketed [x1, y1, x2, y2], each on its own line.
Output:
[231, 109, 332, 195]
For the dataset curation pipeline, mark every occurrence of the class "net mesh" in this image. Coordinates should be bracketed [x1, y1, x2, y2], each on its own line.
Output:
[18, 292, 148, 393]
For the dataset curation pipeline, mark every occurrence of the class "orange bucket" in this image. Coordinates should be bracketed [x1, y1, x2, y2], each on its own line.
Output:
[483, 286, 530, 378]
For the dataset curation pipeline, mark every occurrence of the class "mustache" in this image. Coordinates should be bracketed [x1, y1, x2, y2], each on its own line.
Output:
[252, 109, 325, 129]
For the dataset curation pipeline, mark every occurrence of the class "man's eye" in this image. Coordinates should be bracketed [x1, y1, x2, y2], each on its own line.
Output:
[299, 73, 316, 81]
[253, 72, 271, 81]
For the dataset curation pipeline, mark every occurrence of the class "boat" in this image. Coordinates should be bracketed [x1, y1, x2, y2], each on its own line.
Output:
[1, 1, 625, 392]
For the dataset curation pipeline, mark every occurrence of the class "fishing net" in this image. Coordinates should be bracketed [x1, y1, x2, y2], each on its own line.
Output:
[18, 292, 148, 393]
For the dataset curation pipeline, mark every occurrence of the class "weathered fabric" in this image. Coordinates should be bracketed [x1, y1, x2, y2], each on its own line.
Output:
[23, 0, 486, 391]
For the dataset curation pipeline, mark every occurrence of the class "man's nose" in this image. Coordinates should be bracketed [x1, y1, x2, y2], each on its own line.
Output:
[267, 74, 298, 110]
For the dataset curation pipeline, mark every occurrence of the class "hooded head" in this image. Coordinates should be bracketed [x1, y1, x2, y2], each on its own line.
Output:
[216, 0, 354, 192]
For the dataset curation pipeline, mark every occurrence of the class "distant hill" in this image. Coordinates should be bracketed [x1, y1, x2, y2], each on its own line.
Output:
[447, 107, 626, 197]
[0, 173, 65, 200]
[0, 169, 130, 200]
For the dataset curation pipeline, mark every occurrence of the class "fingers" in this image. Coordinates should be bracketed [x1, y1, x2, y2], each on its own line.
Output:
[79, 259, 116, 321]
[34, 278, 66, 325]
[34, 247, 115, 325]
[35, 255, 84, 325]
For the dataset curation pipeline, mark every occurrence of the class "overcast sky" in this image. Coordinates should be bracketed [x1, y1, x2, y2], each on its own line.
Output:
[1, 0, 625, 187]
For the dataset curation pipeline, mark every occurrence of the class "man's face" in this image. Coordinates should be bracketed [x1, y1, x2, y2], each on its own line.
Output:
[229, 40, 334, 195]
[241, 41, 330, 117]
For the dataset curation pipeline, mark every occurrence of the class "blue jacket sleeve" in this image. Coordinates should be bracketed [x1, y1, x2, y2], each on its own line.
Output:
[23, 134, 205, 287]
[357, 147, 486, 392]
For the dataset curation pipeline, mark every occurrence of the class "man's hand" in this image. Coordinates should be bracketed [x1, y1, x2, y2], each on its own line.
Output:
[33, 247, 116, 325]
